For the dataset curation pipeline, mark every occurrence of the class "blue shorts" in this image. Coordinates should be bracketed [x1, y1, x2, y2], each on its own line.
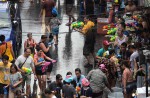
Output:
[52, 27, 59, 35]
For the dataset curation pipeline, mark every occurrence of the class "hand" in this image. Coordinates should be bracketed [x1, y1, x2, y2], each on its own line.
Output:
[12, 84, 17, 88]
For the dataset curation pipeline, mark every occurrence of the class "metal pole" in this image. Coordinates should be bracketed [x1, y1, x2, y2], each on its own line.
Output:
[146, 58, 148, 97]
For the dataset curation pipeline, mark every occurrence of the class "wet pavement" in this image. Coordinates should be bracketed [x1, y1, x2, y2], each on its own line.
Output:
[19, 0, 104, 97]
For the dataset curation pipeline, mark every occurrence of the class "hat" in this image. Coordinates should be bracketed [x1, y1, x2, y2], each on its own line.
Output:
[81, 78, 90, 87]
[103, 40, 110, 46]
[99, 64, 107, 70]
[41, 35, 47, 39]
[64, 75, 73, 83]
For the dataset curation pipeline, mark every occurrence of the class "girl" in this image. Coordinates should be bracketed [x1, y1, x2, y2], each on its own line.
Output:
[50, 13, 61, 46]
[6, 64, 23, 98]
[34, 46, 56, 94]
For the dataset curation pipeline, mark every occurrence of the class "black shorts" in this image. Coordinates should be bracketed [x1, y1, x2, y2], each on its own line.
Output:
[45, 60, 53, 73]
[0, 83, 9, 94]
[35, 66, 46, 75]
[83, 43, 94, 56]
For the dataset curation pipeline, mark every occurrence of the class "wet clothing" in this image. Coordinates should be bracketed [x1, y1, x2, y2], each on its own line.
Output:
[62, 84, 76, 98]
[49, 81, 63, 98]
[50, 17, 61, 35]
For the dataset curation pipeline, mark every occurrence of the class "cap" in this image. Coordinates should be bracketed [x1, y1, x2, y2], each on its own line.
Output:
[41, 35, 47, 39]
[81, 78, 90, 87]
[99, 64, 107, 70]
[103, 40, 110, 46]
[64, 75, 73, 83]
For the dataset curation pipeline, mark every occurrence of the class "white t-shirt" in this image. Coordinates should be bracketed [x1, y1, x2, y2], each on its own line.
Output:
[15, 55, 34, 69]
[130, 50, 139, 70]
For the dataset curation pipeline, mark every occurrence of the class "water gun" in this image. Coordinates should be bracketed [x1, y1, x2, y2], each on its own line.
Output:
[114, 0, 119, 4]
[22, 67, 32, 74]
[76, 86, 81, 92]
[107, 28, 117, 35]
[110, 35, 117, 42]
[103, 23, 116, 30]
[71, 22, 84, 28]
[132, 15, 141, 21]
[41, 62, 51, 73]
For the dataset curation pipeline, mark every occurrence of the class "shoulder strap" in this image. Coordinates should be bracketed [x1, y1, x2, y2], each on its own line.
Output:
[19, 57, 28, 68]
[2, 43, 7, 57]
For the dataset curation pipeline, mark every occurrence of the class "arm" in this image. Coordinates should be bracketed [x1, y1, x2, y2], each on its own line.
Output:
[24, 40, 27, 49]
[13, 78, 23, 88]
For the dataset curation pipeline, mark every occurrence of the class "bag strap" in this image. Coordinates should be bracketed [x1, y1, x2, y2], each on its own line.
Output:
[19, 57, 28, 69]
[2, 43, 7, 57]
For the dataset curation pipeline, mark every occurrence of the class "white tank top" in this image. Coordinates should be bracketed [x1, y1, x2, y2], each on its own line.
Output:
[117, 35, 126, 46]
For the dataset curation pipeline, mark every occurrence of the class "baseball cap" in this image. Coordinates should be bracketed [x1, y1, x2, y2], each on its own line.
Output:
[81, 78, 90, 87]
[64, 75, 73, 83]
[103, 40, 110, 46]
[41, 35, 47, 39]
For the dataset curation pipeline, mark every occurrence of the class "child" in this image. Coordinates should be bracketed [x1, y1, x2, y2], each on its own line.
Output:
[50, 13, 61, 46]
[6, 64, 23, 98]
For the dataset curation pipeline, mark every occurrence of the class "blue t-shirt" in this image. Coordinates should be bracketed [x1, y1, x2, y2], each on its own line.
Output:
[74, 75, 85, 87]
[97, 48, 106, 57]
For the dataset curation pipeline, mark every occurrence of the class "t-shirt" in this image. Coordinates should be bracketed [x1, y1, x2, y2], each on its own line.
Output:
[0, 62, 11, 84]
[42, 0, 55, 17]
[49, 81, 63, 98]
[130, 51, 139, 70]
[15, 55, 34, 69]
[74, 75, 85, 87]
[10, 72, 22, 90]
[97, 48, 109, 57]
[50, 17, 60, 30]
[81, 86, 93, 97]
[62, 84, 76, 98]
[0, 41, 13, 61]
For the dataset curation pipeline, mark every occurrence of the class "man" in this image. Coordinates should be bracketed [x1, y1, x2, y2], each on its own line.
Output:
[96, 40, 110, 58]
[120, 42, 131, 60]
[15, 47, 37, 97]
[86, 64, 111, 98]
[125, 0, 136, 13]
[74, 68, 85, 87]
[48, 74, 63, 98]
[65, 0, 76, 26]
[40, 0, 55, 33]
[0, 55, 11, 98]
[74, 16, 96, 67]
[0, 35, 15, 62]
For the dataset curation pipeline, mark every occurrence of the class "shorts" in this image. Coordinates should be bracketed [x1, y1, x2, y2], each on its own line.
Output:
[66, 4, 74, 15]
[83, 43, 94, 56]
[45, 17, 52, 26]
[35, 66, 46, 75]
[22, 74, 31, 86]
[46, 60, 53, 73]
[0, 83, 9, 94]
[52, 27, 59, 35]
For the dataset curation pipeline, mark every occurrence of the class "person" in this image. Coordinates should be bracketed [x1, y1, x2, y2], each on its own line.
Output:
[125, 0, 136, 13]
[83, 0, 94, 18]
[120, 42, 131, 60]
[0, 35, 15, 62]
[6, 64, 23, 98]
[119, 22, 129, 37]
[39, 0, 55, 33]
[48, 74, 63, 98]
[50, 12, 61, 45]
[15, 47, 37, 97]
[121, 60, 134, 98]
[80, 78, 93, 98]
[74, 16, 95, 67]
[45, 88, 57, 98]
[65, 0, 76, 26]
[86, 63, 111, 98]
[62, 75, 76, 98]
[74, 68, 85, 88]
[34, 46, 56, 94]
[96, 40, 110, 58]
[15, 89, 28, 98]
[24, 33, 36, 57]
[0, 55, 11, 98]
[39, 35, 53, 80]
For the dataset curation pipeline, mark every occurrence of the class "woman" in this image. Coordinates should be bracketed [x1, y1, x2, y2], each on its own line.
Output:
[34, 46, 56, 94]
[121, 60, 134, 98]
[24, 33, 36, 57]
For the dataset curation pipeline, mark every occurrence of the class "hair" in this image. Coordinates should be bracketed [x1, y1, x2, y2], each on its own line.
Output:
[24, 47, 31, 52]
[36, 45, 42, 52]
[0, 35, 5, 42]
[75, 68, 81, 73]
[10, 64, 18, 73]
[109, 49, 115, 55]
[121, 42, 127, 48]
[120, 22, 126, 29]
[121, 60, 130, 68]
[45, 88, 52, 94]
[128, 45, 136, 49]
[2, 55, 9, 60]
[66, 71, 72, 76]
[56, 74, 62, 80]
[27, 33, 32, 37]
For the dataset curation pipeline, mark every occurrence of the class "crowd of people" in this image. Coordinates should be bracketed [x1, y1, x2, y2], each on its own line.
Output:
[0, 0, 150, 98]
